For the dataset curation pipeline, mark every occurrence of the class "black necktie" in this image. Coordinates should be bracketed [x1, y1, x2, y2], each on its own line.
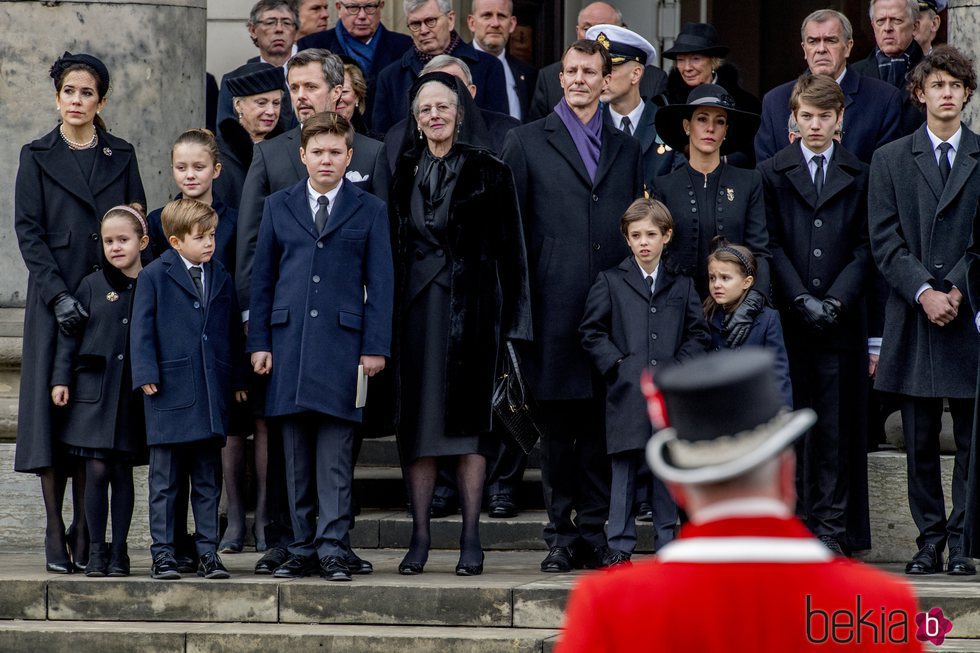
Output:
[938, 142, 952, 186]
[189, 265, 204, 300]
[315, 195, 329, 233]
[812, 154, 825, 198]
[621, 116, 633, 137]
[646, 274, 654, 295]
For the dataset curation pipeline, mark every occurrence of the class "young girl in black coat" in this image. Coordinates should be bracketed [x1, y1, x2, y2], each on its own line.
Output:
[703, 239, 793, 408]
[51, 204, 149, 576]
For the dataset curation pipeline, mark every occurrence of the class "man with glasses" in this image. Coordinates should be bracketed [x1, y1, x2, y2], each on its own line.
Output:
[371, 0, 508, 133]
[298, 0, 413, 126]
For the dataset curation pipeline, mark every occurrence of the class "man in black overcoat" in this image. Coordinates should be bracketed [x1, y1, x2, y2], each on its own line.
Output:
[501, 39, 643, 572]
[759, 74, 872, 555]
[869, 46, 980, 576]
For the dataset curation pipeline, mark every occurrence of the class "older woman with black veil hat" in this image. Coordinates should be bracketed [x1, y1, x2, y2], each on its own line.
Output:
[14, 51, 145, 573]
[652, 83, 770, 349]
[389, 71, 532, 576]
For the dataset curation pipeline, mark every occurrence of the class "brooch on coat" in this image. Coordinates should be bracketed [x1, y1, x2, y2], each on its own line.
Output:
[103, 147, 112, 157]
[726, 187, 735, 202]
[106, 291, 119, 302]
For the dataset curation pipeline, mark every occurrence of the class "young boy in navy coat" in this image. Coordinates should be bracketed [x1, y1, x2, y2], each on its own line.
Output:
[131, 198, 246, 580]
[248, 112, 393, 581]
[580, 198, 711, 566]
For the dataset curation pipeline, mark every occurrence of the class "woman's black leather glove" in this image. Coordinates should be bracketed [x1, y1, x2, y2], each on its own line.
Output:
[51, 292, 89, 336]
[723, 289, 766, 348]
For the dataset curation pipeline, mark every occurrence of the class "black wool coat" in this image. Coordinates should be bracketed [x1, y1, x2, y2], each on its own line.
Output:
[214, 117, 283, 211]
[653, 163, 771, 300]
[869, 125, 980, 398]
[14, 126, 145, 472]
[390, 146, 533, 436]
[52, 268, 146, 457]
[760, 142, 872, 351]
[501, 113, 643, 401]
[580, 259, 710, 454]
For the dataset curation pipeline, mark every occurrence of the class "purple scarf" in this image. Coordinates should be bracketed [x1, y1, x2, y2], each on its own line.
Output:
[554, 98, 602, 182]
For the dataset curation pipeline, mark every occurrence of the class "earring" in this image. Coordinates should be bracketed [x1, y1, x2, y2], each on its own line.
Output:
[238, 112, 243, 120]
[685, 130, 690, 136]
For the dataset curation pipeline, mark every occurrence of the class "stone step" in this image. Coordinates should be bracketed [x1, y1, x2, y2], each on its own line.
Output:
[0, 621, 560, 653]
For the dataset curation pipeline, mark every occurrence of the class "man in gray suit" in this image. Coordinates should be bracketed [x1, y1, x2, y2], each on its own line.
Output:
[869, 45, 980, 577]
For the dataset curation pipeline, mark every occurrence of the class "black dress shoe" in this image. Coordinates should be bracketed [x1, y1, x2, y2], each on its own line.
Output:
[107, 543, 130, 577]
[320, 555, 352, 581]
[429, 494, 458, 518]
[455, 552, 485, 576]
[947, 548, 977, 576]
[85, 543, 110, 577]
[45, 530, 72, 574]
[601, 548, 632, 568]
[255, 546, 289, 575]
[198, 551, 230, 579]
[488, 494, 518, 519]
[905, 543, 943, 575]
[151, 552, 182, 580]
[540, 546, 573, 573]
[635, 501, 654, 523]
[818, 535, 845, 556]
[398, 556, 426, 575]
[344, 550, 373, 575]
[572, 543, 609, 569]
[273, 554, 316, 579]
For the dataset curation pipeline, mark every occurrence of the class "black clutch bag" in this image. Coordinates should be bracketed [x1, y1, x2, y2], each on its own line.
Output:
[492, 341, 546, 454]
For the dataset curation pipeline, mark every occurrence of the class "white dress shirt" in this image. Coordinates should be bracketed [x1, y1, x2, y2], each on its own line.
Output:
[177, 253, 205, 298]
[307, 179, 343, 222]
[800, 141, 834, 185]
[473, 41, 522, 121]
[609, 100, 646, 136]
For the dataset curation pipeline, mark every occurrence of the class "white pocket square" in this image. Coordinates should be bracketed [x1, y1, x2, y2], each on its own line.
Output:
[346, 170, 369, 183]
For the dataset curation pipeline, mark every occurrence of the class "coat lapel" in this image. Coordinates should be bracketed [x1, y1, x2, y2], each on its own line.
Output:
[780, 144, 819, 208]
[544, 113, 592, 187]
[912, 126, 945, 201]
[815, 147, 857, 211]
[163, 250, 202, 301]
[284, 180, 318, 239]
[320, 181, 363, 238]
[593, 125, 624, 189]
[634, 101, 658, 156]
[285, 127, 307, 180]
[619, 257, 651, 300]
[88, 135, 132, 197]
[938, 127, 980, 214]
[33, 134, 97, 210]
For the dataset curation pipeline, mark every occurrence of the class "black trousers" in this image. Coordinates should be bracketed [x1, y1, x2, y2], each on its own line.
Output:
[148, 441, 222, 559]
[281, 411, 355, 559]
[538, 399, 610, 549]
[902, 396, 975, 551]
[608, 449, 676, 553]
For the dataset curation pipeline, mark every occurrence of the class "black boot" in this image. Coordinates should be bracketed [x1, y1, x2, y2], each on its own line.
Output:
[107, 542, 130, 577]
[85, 543, 110, 577]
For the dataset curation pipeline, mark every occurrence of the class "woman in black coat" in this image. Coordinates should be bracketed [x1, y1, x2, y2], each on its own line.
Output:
[14, 52, 145, 573]
[653, 83, 769, 350]
[390, 72, 532, 576]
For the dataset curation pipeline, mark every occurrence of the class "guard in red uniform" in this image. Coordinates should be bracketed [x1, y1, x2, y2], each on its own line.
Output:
[558, 349, 924, 652]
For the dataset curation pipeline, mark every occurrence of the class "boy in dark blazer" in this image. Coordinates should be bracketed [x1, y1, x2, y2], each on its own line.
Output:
[869, 46, 980, 576]
[759, 74, 873, 556]
[580, 198, 710, 565]
[131, 198, 246, 580]
[247, 112, 393, 582]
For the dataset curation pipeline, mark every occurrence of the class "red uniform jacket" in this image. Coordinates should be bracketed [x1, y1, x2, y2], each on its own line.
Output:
[558, 505, 924, 652]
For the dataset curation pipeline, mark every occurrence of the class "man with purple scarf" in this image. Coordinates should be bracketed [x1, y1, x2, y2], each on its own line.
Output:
[501, 39, 644, 573]
[297, 0, 413, 127]
[371, 0, 508, 132]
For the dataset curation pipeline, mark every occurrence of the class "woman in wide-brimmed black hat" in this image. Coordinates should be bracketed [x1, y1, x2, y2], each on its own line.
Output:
[651, 84, 770, 349]
[661, 22, 761, 166]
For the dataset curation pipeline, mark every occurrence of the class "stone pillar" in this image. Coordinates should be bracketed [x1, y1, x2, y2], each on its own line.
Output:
[0, 0, 207, 307]
[948, 0, 980, 129]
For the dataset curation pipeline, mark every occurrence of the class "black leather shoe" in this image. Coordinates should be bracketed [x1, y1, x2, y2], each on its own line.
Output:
[320, 555, 352, 581]
[540, 546, 573, 573]
[429, 494, 458, 518]
[107, 543, 130, 577]
[572, 543, 609, 569]
[85, 543, 110, 577]
[818, 535, 845, 556]
[455, 552, 485, 576]
[344, 550, 373, 575]
[905, 544, 943, 575]
[398, 557, 426, 575]
[635, 501, 654, 523]
[197, 551, 230, 579]
[601, 548, 632, 568]
[947, 548, 977, 576]
[273, 554, 316, 579]
[488, 494, 518, 519]
[255, 546, 289, 575]
[175, 534, 197, 574]
[151, 552, 182, 580]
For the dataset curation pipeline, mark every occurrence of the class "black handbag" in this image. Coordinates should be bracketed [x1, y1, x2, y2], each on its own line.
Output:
[492, 341, 546, 454]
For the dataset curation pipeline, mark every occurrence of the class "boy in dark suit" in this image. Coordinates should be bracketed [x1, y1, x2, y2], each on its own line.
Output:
[870, 45, 980, 576]
[131, 198, 247, 580]
[247, 112, 393, 581]
[759, 74, 873, 556]
[580, 198, 710, 566]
